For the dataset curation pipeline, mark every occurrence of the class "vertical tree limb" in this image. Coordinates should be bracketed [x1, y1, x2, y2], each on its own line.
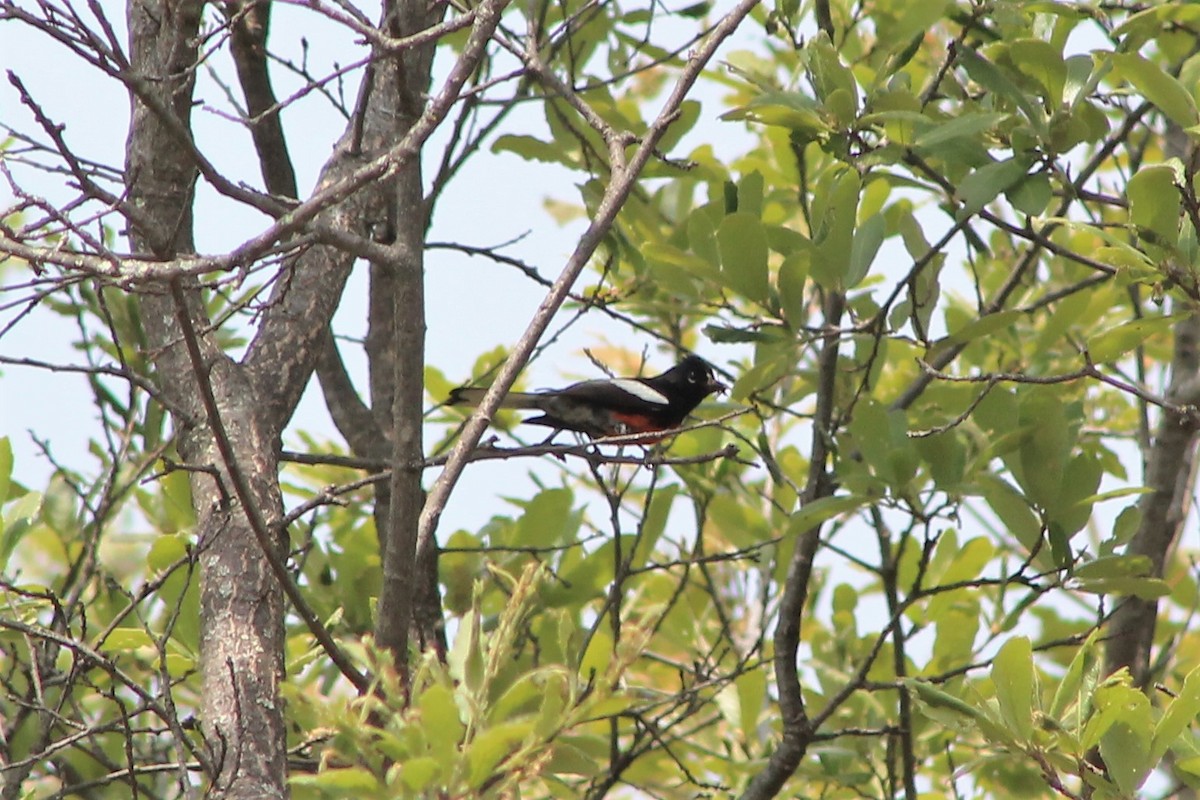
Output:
[122, 0, 296, 794]
[739, 290, 844, 800]
[225, 0, 299, 200]
[371, 0, 503, 669]
[1105, 314, 1200, 685]
[1105, 127, 1200, 688]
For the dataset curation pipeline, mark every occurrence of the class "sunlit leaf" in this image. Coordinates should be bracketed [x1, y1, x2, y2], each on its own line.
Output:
[1087, 314, 1179, 363]
[1111, 52, 1200, 129]
[717, 212, 770, 303]
[1009, 39, 1066, 106]
[992, 636, 1034, 741]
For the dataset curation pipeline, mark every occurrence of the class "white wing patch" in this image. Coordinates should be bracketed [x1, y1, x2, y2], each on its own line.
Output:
[610, 379, 669, 405]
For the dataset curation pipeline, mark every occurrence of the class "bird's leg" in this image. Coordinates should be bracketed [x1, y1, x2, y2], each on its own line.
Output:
[639, 441, 662, 468]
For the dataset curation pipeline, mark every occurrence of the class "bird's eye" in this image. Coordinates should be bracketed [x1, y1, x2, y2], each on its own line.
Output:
[688, 372, 700, 383]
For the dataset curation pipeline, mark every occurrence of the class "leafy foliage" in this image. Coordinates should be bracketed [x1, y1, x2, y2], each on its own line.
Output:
[7, 0, 1200, 799]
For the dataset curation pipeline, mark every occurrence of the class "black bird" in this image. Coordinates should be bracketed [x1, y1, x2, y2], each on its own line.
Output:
[448, 355, 725, 439]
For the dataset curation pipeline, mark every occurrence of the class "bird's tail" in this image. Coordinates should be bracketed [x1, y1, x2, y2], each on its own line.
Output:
[447, 387, 544, 409]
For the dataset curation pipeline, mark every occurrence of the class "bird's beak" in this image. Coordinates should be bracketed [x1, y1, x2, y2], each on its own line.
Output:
[708, 375, 728, 395]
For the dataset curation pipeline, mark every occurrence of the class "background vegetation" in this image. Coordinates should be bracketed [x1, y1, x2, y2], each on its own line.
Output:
[4, 0, 1200, 798]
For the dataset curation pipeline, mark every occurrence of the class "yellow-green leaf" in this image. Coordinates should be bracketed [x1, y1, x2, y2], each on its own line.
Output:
[1127, 165, 1181, 250]
[789, 494, 867, 535]
[1088, 315, 1179, 363]
[1111, 52, 1200, 129]
[1010, 39, 1066, 105]
[992, 636, 1035, 741]
[466, 721, 534, 788]
[717, 212, 770, 304]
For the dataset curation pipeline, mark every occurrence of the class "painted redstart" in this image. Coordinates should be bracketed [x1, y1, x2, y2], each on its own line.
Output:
[447, 354, 726, 439]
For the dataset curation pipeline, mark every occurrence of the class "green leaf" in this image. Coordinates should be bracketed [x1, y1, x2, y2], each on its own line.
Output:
[547, 739, 601, 775]
[1075, 577, 1170, 599]
[1102, 720, 1152, 796]
[644, 241, 715, 276]
[449, 589, 487, 695]
[932, 607, 980, 668]
[103, 628, 156, 652]
[1015, 386, 1073, 510]
[1094, 685, 1152, 796]
[704, 324, 783, 344]
[513, 488, 577, 548]
[0, 437, 11, 504]
[912, 110, 1008, 152]
[398, 757, 442, 792]
[491, 672, 544, 723]
[1073, 554, 1152, 581]
[1006, 171, 1052, 216]
[738, 171, 765, 218]
[912, 112, 1006, 151]
[1108, 505, 1142, 551]
[717, 212, 770, 303]
[811, 169, 862, 289]
[905, 679, 1018, 748]
[579, 628, 612, 679]
[159, 467, 195, 531]
[914, 431, 966, 492]
[976, 474, 1042, 552]
[992, 636, 1035, 741]
[1073, 486, 1153, 506]
[1111, 52, 1200, 129]
[147, 534, 188, 571]
[906, 679, 982, 718]
[1127, 165, 1182, 251]
[887, 1, 951, 51]
[632, 484, 677, 568]
[163, 653, 194, 678]
[942, 309, 1023, 347]
[467, 722, 534, 787]
[544, 544, 612, 608]
[291, 767, 380, 792]
[958, 157, 1034, 218]
[848, 399, 916, 492]
[861, 109, 926, 146]
[491, 134, 570, 165]
[1049, 629, 1101, 721]
[807, 35, 857, 111]
[1082, 680, 1131, 750]
[1151, 664, 1200, 763]
[687, 209, 719, 266]
[778, 250, 811, 328]
[1093, 244, 1157, 274]
[789, 494, 868, 535]
[1, 491, 42, 570]
[1046, 521, 1072, 570]
[536, 672, 567, 737]
[846, 213, 886, 289]
[721, 91, 831, 142]
[943, 537, 995, 585]
[1088, 315, 1179, 363]
[420, 683, 465, 761]
[959, 48, 1046, 134]
[1010, 39, 1067, 106]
